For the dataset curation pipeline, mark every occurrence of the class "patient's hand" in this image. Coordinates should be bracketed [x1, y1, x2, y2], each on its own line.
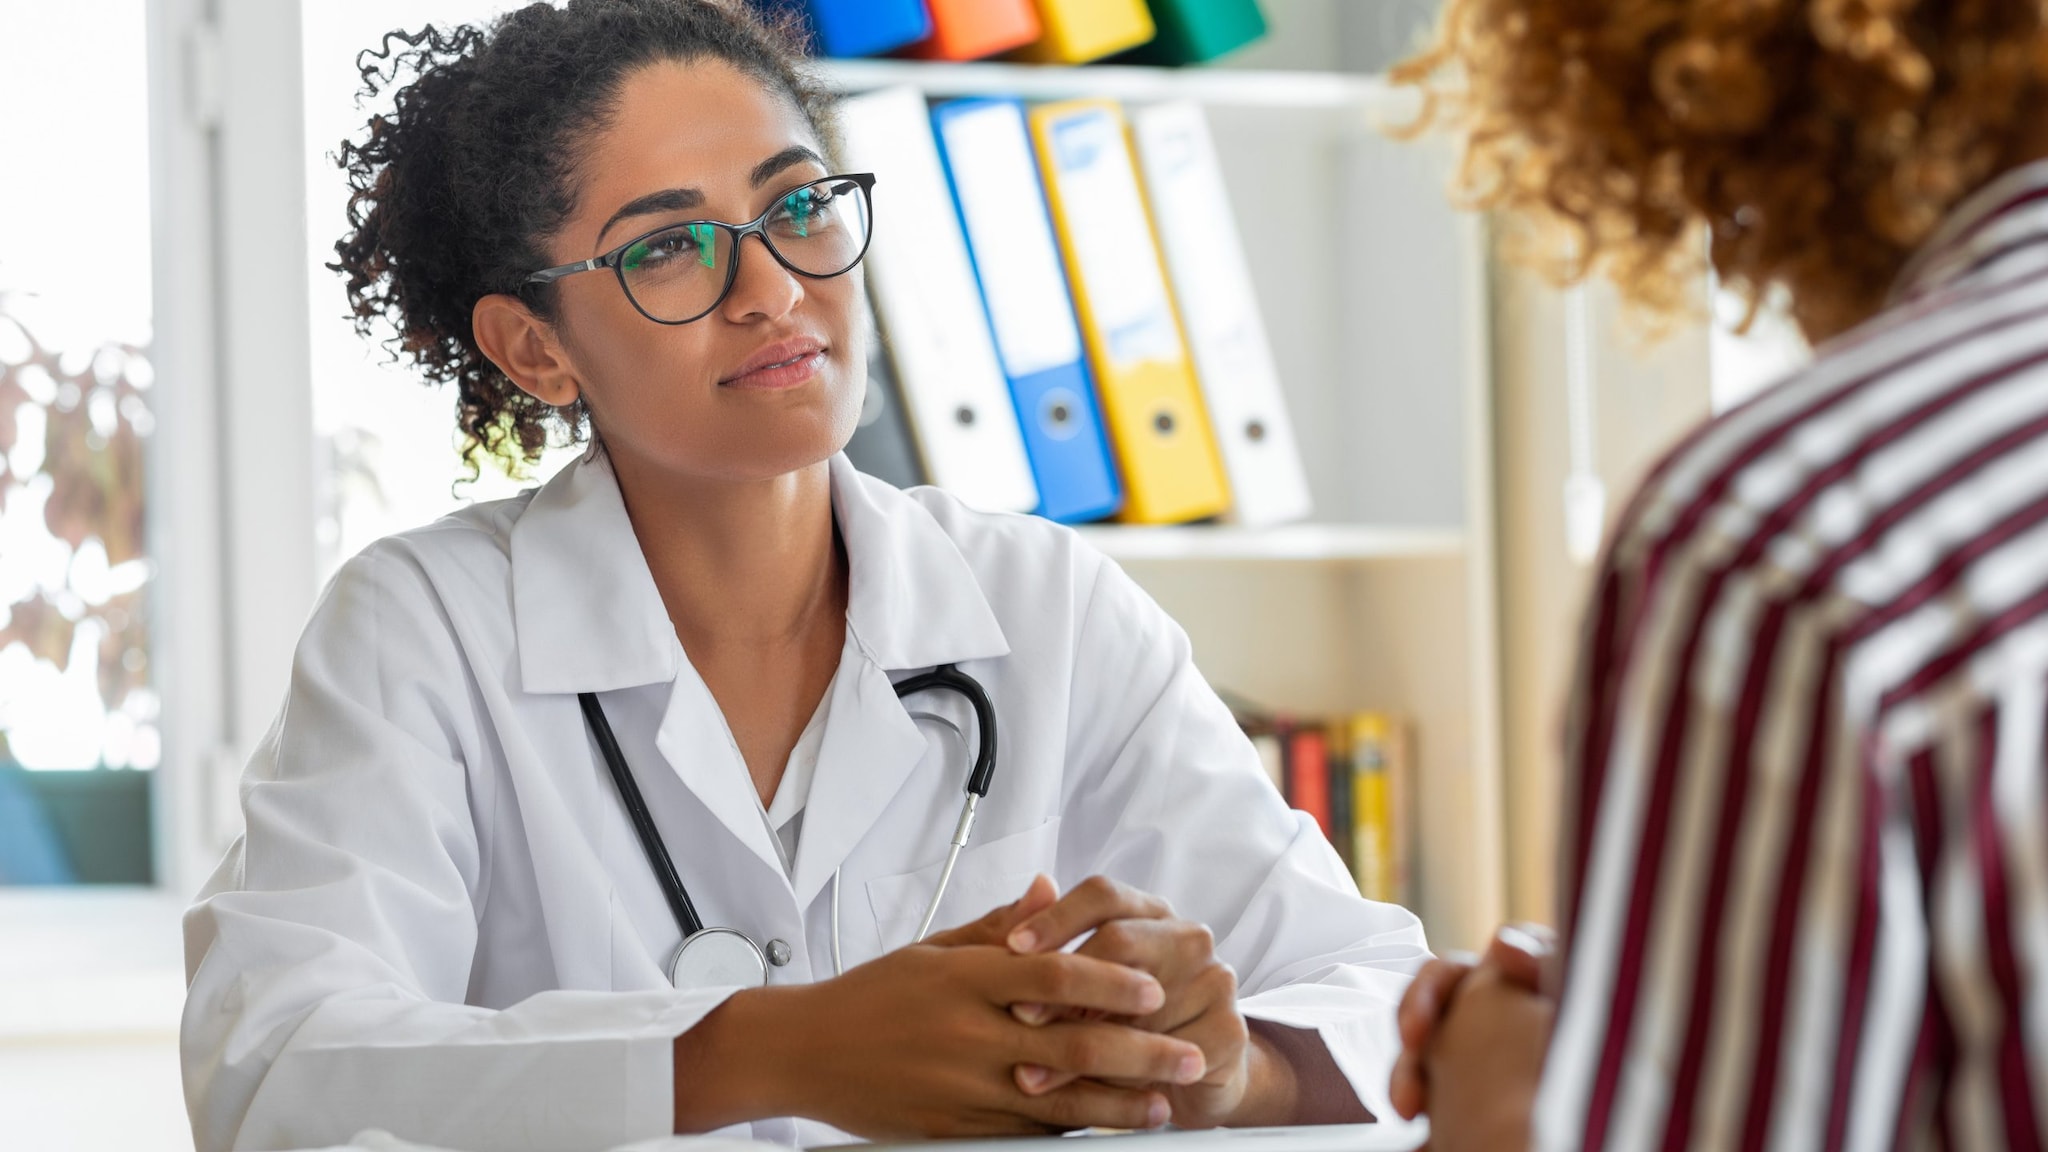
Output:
[1424, 965, 1552, 1151]
[1392, 925, 1557, 1152]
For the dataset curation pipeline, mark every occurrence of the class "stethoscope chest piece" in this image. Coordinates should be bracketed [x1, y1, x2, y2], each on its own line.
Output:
[670, 926, 769, 990]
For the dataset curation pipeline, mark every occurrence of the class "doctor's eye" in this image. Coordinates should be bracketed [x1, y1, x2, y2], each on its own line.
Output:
[761, 177, 872, 279]
[621, 223, 721, 276]
[770, 182, 847, 241]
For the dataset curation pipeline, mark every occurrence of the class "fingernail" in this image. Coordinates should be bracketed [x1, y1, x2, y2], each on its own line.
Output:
[1009, 928, 1037, 953]
[1138, 982, 1166, 1012]
[1015, 1003, 1048, 1026]
[1018, 1064, 1048, 1092]
[1177, 1053, 1205, 1083]
[1147, 1097, 1171, 1127]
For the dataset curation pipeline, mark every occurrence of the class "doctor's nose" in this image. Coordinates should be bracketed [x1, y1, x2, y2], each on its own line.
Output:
[718, 231, 805, 325]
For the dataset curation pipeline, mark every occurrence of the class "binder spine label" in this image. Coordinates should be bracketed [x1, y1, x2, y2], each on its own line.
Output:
[938, 103, 1082, 379]
[1048, 113, 1180, 369]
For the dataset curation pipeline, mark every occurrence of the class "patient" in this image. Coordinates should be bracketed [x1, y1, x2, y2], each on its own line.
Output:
[1391, 1, 2048, 1148]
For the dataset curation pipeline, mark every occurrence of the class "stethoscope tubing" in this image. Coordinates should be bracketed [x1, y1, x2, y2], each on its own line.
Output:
[578, 691, 707, 938]
[580, 663, 996, 983]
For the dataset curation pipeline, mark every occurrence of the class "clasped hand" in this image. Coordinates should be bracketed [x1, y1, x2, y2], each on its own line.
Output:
[936, 874, 1256, 1129]
[1387, 923, 1558, 1152]
[783, 873, 1253, 1139]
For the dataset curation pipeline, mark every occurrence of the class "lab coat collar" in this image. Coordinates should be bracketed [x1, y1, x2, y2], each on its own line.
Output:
[509, 452, 1010, 697]
[510, 450, 680, 696]
[827, 453, 1010, 673]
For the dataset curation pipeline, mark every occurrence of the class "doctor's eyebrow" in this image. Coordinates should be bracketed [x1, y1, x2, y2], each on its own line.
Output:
[592, 144, 827, 248]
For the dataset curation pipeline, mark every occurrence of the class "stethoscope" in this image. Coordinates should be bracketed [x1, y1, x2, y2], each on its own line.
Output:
[579, 664, 997, 991]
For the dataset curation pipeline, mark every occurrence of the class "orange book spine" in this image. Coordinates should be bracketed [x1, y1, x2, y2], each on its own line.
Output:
[907, 0, 1041, 60]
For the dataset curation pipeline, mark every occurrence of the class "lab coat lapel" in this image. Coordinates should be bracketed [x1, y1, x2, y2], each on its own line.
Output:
[787, 653, 928, 907]
[653, 658, 787, 881]
[787, 458, 1012, 908]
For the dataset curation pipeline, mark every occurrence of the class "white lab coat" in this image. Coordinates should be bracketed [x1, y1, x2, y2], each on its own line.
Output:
[181, 452, 1428, 1152]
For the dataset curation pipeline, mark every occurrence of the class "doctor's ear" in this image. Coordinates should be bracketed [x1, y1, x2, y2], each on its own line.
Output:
[473, 293, 582, 408]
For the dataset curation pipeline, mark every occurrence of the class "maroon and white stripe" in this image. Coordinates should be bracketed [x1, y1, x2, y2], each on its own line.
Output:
[1536, 159, 2048, 1152]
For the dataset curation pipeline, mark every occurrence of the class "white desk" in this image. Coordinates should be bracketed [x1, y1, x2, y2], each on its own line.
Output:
[325, 1123, 1428, 1152]
[857, 1124, 1426, 1151]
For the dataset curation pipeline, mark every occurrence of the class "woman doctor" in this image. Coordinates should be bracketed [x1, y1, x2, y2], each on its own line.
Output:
[178, 3, 1427, 1149]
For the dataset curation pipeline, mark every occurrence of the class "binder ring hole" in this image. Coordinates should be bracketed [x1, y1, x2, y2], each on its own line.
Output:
[1154, 411, 1176, 436]
[1245, 420, 1267, 443]
[1039, 388, 1083, 442]
[955, 405, 976, 427]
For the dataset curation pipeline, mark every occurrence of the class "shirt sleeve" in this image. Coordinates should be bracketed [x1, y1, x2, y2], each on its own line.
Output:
[180, 545, 733, 1152]
[1055, 555, 1431, 1128]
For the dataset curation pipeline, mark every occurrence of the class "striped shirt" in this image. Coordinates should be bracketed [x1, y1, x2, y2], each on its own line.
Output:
[1536, 158, 2048, 1152]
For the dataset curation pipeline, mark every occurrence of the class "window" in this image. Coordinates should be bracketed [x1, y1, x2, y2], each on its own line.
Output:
[0, 0, 158, 884]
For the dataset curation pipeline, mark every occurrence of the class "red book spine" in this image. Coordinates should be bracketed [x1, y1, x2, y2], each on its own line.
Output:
[1285, 726, 1331, 839]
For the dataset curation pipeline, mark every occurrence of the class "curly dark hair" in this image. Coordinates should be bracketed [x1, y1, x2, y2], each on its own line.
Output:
[1394, 0, 2048, 343]
[331, 0, 839, 478]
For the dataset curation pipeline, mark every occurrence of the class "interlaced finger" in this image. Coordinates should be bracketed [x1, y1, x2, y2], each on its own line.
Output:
[1013, 1018, 1207, 1087]
[1007, 875, 1174, 955]
[1013, 1076, 1172, 1132]
[964, 948, 1167, 1019]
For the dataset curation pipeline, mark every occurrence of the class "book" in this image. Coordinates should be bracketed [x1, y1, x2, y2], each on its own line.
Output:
[844, 304, 927, 490]
[1117, 0, 1267, 65]
[1130, 101, 1312, 526]
[933, 97, 1121, 523]
[752, 0, 932, 57]
[1011, 0, 1154, 63]
[907, 0, 1040, 60]
[1284, 725, 1331, 842]
[1326, 720, 1354, 873]
[1028, 99, 1231, 525]
[1347, 712, 1411, 905]
[836, 85, 1041, 514]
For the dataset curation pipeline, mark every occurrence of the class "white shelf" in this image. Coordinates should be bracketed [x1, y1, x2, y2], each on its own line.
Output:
[817, 59, 1405, 112]
[1074, 522, 1464, 562]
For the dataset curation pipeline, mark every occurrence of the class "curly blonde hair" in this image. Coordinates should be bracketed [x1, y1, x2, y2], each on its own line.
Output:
[1394, 0, 2048, 342]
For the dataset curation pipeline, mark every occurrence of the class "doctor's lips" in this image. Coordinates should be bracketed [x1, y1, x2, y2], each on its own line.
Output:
[720, 336, 827, 390]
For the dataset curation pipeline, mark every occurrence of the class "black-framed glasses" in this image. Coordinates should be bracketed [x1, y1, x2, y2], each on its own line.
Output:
[525, 172, 876, 325]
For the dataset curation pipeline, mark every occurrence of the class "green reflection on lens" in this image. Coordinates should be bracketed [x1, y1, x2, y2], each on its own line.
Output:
[784, 189, 813, 238]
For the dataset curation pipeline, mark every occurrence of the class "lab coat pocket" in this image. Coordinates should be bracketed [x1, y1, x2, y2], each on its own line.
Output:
[866, 817, 1062, 952]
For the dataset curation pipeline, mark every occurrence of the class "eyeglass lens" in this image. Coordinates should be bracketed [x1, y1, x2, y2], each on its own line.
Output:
[617, 176, 871, 322]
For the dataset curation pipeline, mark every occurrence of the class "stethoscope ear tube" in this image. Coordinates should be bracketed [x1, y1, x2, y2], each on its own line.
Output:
[579, 692, 706, 938]
[890, 664, 998, 797]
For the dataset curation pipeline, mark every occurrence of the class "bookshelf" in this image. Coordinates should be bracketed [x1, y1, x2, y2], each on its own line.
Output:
[822, 58, 1404, 111]
[818, 40, 1506, 952]
[1074, 523, 1463, 563]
